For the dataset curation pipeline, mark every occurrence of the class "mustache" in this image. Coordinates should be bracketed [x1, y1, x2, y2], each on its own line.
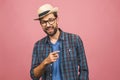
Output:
[45, 26, 53, 30]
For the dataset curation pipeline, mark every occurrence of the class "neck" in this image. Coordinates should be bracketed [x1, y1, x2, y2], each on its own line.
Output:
[49, 29, 60, 44]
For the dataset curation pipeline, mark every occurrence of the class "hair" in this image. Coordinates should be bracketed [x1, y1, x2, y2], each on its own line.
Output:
[39, 12, 58, 21]
[52, 12, 58, 18]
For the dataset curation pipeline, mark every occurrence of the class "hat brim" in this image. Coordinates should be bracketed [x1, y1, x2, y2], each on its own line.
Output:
[34, 7, 58, 20]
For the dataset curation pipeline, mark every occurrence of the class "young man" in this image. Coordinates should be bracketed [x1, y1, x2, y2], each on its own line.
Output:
[30, 4, 89, 80]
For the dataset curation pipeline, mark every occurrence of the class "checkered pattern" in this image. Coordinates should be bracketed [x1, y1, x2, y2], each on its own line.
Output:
[30, 29, 89, 80]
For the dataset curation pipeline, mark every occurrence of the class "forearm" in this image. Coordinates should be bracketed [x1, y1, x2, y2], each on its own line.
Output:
[32, 51, 59, 78]
[33, 59, 48, 78]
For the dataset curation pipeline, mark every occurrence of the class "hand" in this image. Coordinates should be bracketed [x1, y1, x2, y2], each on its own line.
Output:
[44, 51, 60, 65]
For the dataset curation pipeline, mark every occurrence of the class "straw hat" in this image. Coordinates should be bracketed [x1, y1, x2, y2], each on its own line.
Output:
[34, 4, 58, 20]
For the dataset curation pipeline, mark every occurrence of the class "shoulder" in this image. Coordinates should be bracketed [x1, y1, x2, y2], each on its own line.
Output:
[64, 32, 83, 45]
[64, 32, 81, 40]
[34, 36, 47, 47]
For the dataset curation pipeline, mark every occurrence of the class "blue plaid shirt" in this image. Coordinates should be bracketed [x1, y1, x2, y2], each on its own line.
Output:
[30, 29, 89, 80]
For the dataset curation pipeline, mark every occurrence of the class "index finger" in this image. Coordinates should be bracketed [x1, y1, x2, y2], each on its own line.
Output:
[51, 51, 60, 55]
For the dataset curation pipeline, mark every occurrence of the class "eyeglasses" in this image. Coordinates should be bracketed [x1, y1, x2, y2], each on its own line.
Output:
[40, 18, 56, 26]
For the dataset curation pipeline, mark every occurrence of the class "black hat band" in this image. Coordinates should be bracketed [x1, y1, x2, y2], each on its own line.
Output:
[38, 10, 50, 17]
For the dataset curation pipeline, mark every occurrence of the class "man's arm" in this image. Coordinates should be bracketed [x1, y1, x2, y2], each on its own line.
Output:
[30, 45, 59, 80]
[30, 44, 41, 80]
[76, 36, 89, 80]
[33, 59, 47, 78]
[33, 51, 59, 78]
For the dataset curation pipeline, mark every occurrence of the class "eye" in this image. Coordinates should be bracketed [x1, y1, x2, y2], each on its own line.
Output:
[40, 20, 46, 24]
[48, 18, 56, 22]
[50, 18, 55, 20]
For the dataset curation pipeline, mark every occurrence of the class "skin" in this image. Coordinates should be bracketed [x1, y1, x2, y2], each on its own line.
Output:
[33, 13, 60, 78]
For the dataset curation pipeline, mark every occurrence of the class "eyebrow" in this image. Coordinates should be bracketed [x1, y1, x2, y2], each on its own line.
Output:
[41, 17, 56, 21]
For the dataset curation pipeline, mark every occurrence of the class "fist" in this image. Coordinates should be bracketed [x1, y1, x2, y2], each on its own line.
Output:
[45, 51, 60, 65]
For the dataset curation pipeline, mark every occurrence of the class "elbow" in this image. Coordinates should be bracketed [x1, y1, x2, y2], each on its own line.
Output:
[30, 69, 40, 80]
[33, 69, 42, 78]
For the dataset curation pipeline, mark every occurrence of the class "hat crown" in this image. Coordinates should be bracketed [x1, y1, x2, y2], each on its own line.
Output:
[34, 4, 58, 20]
[38, 4, 54, 14]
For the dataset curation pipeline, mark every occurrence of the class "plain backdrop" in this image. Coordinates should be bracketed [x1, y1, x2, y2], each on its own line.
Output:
[0, 0, 120, 80]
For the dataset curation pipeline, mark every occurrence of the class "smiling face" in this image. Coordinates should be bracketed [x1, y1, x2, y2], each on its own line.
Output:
[40, 13, 58, 36]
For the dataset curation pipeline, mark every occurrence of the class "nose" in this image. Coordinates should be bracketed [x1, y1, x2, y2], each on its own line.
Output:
[46, 22, 50, 26]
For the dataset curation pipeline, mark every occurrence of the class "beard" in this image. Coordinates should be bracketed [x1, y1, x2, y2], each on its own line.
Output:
[43, 26, 58, 37]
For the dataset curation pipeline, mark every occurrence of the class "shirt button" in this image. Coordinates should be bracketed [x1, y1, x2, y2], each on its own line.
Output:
[50, 73, 52, 76]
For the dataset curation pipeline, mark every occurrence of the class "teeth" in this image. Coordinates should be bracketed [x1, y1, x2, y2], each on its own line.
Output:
[46, 27, 52, 30]
[48, 28, 52, 30]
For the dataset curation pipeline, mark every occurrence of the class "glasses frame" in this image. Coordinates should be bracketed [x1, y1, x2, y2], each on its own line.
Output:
[40, 17, 57, 26]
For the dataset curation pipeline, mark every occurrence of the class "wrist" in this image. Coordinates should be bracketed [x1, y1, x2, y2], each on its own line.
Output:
[43, 59, 48, 66]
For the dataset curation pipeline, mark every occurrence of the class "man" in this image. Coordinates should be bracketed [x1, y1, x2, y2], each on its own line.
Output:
[30, 4, 89, 80]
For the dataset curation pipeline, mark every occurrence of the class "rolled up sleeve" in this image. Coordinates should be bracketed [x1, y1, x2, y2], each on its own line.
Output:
[30, 44, 40, 80]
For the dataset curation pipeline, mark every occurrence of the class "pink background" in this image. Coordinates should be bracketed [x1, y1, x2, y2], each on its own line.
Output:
[0, 0, 120, 80]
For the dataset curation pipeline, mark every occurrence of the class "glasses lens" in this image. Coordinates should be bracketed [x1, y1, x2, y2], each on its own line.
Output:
[48, 18, 56, 24]
[40, 21, 46, 26]
[40, 18, 56, 26]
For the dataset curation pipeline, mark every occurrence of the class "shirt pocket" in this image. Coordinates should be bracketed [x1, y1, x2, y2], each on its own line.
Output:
[61, 47, 78, 70]
[61, 47, 77, 61]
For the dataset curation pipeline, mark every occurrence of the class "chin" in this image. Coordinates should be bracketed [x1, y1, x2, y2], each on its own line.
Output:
[44, 27, 58, 36]
[48, 33, 55, 36]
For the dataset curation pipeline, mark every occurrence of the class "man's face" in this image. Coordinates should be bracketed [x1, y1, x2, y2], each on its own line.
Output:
[40, 13, 58, 36]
